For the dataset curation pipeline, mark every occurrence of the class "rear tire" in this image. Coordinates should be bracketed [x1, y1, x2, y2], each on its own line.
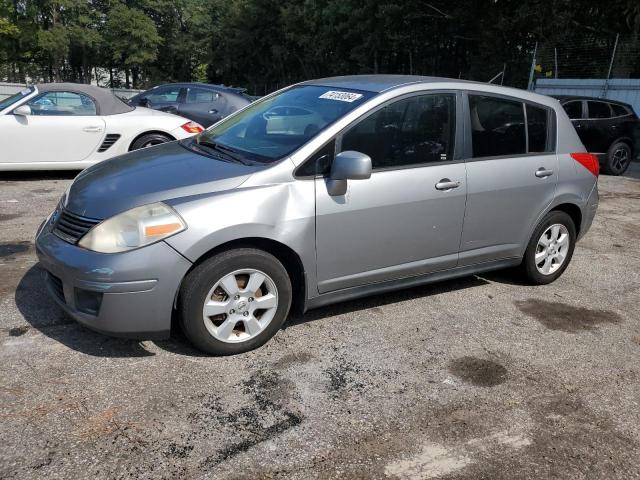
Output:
[602, 141, 632, 176]
[179, 248, 292, 355]
[519, 211, 576, 285]
[130, 133, 172, 150]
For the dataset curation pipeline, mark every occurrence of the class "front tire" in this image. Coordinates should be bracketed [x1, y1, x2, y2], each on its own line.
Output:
[602, 141, 632, 176]
[130, 133, 172, 150]
[520, 211, 576, 285]
[179, 248, 292, 355]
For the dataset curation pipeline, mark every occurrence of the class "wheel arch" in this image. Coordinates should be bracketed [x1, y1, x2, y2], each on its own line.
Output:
[611, 136, 635, 155]
[175, 237, 307, 317]
[550, 202, 583, 237]
[128, 130, 176, 151]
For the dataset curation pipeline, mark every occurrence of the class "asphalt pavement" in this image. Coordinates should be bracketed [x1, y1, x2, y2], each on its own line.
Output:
[1, 164, 639, 479]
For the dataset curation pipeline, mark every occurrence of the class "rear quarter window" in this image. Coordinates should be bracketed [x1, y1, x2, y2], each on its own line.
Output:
[611, 104, 630, 117]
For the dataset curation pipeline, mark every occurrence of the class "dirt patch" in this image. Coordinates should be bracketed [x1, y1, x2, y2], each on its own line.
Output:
[324, 356, 366, 397]
[448, 357, 508, 387]
[0, 241, 30, 258]
[193, 370, 303, 468]
[8, 326, 29, 337]
[515, 299, 622, 333]
[599, 191, 640, 200]
[272, 352, 314, 370]
[0, 214, 22, 222]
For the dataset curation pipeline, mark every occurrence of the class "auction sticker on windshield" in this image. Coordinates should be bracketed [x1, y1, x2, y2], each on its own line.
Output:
[319, 91, 364, 102]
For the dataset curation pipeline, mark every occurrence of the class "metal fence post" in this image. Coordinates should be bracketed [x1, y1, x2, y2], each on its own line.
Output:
[602, 33, 619, 98]
[527, 42, 538, 91]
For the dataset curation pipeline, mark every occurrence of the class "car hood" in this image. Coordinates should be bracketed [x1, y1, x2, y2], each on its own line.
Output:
[66, 141, 257, 219]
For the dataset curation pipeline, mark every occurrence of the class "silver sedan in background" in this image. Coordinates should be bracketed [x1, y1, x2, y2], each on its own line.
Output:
[35, 75, 599, 355]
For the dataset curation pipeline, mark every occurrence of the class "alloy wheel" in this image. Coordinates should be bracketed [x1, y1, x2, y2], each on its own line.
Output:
[201, 269, 278, 343]
[535, 224, 570, 275]
[611, 146, 630, 174]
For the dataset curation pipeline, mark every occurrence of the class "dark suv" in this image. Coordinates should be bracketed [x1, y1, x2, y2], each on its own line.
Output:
[129, 83, 252, 127]
[555, 96, 639, 175]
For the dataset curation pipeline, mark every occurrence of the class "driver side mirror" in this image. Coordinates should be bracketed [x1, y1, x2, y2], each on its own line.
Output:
[13, 105, 31, 116]
[326, 150, 372, 196]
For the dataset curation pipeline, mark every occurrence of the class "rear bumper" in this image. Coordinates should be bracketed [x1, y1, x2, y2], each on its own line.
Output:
[579, 182, 599, 240]
[35, 224, 192, 339]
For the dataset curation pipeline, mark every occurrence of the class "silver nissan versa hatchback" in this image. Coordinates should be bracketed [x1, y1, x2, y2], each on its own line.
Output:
[36, 75, 599, 355]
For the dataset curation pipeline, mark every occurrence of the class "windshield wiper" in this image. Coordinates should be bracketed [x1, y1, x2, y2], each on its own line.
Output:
[196, 138, 250, 165]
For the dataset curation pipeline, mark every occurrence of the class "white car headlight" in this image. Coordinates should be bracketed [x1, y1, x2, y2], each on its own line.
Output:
[78, 202, 186, 253]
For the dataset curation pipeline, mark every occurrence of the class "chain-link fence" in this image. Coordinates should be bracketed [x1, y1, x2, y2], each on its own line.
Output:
[531, 34, 640, 84]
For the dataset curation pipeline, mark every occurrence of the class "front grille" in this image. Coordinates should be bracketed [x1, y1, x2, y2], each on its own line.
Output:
[53, 209, 101, 244]
[47, 273, 65, 303]
[98, 134, 121, 152]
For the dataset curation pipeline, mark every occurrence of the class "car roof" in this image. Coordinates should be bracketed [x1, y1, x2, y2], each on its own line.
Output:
[34, 83, 134, 115]
[148, 82, 247, 94]
[300, 75, 481, 93]
[552, 94, 633, 108]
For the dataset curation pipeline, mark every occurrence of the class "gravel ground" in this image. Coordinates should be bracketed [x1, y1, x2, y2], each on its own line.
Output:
[1, 164, 639, 479]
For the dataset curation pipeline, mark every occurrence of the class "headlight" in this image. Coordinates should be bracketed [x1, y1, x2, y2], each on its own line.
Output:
[78, 202, 186, 253]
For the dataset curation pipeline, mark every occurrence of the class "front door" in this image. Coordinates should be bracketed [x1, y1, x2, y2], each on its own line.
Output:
[315, 92, 467, 293]
[460, 94, 558, 265]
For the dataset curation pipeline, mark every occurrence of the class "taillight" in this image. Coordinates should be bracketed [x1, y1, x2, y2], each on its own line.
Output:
[181, 121, 204, 134]
[570, 152, 599, 177]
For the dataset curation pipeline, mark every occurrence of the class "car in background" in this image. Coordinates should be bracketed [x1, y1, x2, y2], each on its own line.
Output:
[36, 76, 599, 355]
[128, 83, 252, 127]
[555, 95, 639, 175]
[0, 83, 203, 171]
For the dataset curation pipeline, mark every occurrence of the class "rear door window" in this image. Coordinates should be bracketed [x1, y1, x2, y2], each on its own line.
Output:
[562, 101, 583, 119]
[469, 95, 526, 157]
[587, 101, 612, 119]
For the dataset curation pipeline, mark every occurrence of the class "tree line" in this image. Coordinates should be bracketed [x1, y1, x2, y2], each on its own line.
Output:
[1, 0, 639, 94]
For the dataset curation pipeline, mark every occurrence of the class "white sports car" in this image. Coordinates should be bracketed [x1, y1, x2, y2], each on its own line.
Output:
[0, 83, 204, 170]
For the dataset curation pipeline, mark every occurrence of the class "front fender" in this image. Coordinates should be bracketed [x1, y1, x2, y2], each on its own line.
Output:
[164, 181, 317, 290]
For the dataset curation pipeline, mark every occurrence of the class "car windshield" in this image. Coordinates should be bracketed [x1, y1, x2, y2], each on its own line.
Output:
[0, 87, 35, 110]
[196, 85, 375, 163]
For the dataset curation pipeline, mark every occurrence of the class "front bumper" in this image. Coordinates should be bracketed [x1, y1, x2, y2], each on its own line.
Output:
[35, 224, 192, 339]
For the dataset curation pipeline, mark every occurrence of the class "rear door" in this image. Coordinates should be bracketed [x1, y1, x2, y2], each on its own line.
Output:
[459, 93, 558, 265]
[178, 87, 227, 126]
[584, 100, 615, 153]
[314, 91, 467, 293]
[0, 90, 105, 164]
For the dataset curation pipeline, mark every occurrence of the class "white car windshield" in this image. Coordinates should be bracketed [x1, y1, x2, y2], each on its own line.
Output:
[195, 85, 375, 163]
[0, 87, 35, 111]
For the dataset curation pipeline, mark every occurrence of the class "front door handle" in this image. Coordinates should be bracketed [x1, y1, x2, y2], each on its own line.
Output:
[535, 167, 554, 178]
[82, 126, 103, 133]
[435, 179, 461, 191]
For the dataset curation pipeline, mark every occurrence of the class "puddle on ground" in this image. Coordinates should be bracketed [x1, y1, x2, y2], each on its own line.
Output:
[448, 357, 508, 387]
[515, 299, 622, 333]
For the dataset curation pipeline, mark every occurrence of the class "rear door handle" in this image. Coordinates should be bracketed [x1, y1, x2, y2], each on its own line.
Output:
[535, 167, 554, 178]
[82, 126, 103, 133]
[435, 179, 461, 191]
